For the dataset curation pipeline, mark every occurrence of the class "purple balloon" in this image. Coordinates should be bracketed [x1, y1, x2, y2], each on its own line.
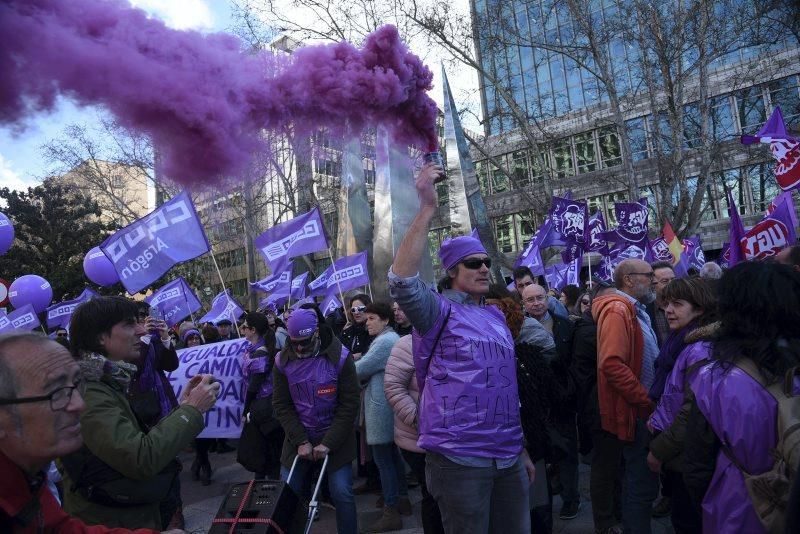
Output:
[83, 246, 120, 286]
[9, 274, 53, 313]
[0, 212, 14, 255]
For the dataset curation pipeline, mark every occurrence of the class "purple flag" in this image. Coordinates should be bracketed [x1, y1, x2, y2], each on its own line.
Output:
[682, 236, 706, 271]
[720, 243, 731, 268]
[0, 311, 11, 333]
[327, 251, 370, 294]
[563, 256, 582, 287]
[251, 268, 292, 296]
[6, 304, 41, 332]
[595, 255, 614, 281]
[320, 292, 343, 317]
[726, 188, 746, 266]
[740, 197, 798, 260]
[741, 107, 800, 192]
[46, 288, 98, 329]
[514, 218, 550, 275]
[561, 241, 583, 264]
[290, 272, 309, 300]
[198, 289, 244, 325]
[612, 200, 650, 244]
[588, 212, 608, 253]
[543, 264, 563, 291]
[308, 265, 334, 297]
[144, 277, 202, 327]
[550, 196, 589, 245]
[650, 237, 673, 263]
[259, 293, 288, 310]
[100, 191, 210, 294]
[767, 191, 799, 229]
[254, 207, 329, 270]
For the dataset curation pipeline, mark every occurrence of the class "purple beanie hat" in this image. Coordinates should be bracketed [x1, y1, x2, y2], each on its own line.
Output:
[182, 329, 201, 342]
[438, 232, 488, 271]
[287, 308, 318, 338]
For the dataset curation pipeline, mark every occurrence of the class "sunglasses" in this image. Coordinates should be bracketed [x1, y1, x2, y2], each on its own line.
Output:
[581, 299, 591, 305]
[461, 257, 492, 270]
[289, 334, 317, 351]
[351, 305, 367, 313]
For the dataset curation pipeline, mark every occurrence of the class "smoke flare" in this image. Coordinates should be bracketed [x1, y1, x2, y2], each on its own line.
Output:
[0, 0, 439, 186]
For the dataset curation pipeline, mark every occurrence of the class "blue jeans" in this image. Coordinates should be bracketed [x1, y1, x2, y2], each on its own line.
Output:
[371, 443, 408, 507]
[622, 420, 660, 534]
[281, 460, 357, 534]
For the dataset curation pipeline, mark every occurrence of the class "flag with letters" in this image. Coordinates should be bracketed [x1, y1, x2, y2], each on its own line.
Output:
[144, 277, 201, 327]
[46, 288, 98, 329]
[254, 207, 329, 271]
[100, 191, 210, 294]
[327, 251, 370, 294]
[198, 289, 244, 325]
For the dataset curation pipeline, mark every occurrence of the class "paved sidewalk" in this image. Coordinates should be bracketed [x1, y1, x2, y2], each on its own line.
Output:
[180, 449, 672, 534]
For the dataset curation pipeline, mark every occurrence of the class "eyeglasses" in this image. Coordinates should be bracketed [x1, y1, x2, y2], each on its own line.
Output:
[289, 334, 317, 351]
[56, 332, 68, 338]
[0, 379, 85, 411]
[461, 257, 492, 270]
[351, 306, 367, 313]
[628, 271, 656, 280]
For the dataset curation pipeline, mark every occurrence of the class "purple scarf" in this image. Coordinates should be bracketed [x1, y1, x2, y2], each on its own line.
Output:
[649, 320, 698, 401]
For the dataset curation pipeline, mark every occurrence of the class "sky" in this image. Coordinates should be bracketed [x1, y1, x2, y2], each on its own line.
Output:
[0, 0, 478, 192]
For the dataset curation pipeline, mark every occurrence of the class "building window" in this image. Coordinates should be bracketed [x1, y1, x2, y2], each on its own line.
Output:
[230, 279, 247, 298]
[514, 211, 537, 248]
[599, 126, 622, 168]
[719, 169, 746, 216]
[746, 163, 779, 213]
[493, 215, 514, 253]
[551, 139, 574, 178]
[650, 112, 673, 155]
[769, 75, 800, 126]
[710, 95, 735, 141]
[625, 117, 649, 161]
[575, 132, 597, 173]
[491, 161, 511, 193]
[735, 86, 766, 135]
[313, 256, 331, 275]
[110, 174, 125, 188]
[604, 192, 628, 226]
[511, 151, 530, 188]
[323, 210, 338, 245]
[683, 102, 702, 149]
[475, 161, 490, 195]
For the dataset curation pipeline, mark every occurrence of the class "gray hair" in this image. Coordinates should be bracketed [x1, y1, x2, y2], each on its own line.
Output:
[0, 332, 53, 399]
[699, 262, 723, 279]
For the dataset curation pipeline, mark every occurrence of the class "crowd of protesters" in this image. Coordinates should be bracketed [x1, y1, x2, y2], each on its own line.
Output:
[2, 160, 800, 534]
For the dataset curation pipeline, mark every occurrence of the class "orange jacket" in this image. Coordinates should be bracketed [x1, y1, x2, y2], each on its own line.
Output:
[592, 292, 653, 442]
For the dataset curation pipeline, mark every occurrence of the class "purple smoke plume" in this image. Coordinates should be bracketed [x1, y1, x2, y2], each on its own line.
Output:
[0, 0, 439, 186]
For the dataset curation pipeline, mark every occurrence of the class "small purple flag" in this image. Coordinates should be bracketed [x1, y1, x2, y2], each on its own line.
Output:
[290, 272, 309, 300]
[100, 191, 210, 294]
[720, 243, 731, 268]
[320, 292, 343, 317]
[563, 256, 582, 287]
[259, 293, 288, 310]
[254, 207, 329, 271]
[682, 236, 706, 271]
[46, 288, 98, 329]
[144, 277, 202, 327]
[6, 304, 41, 332]
[550, 196, 589, 245]
[308, 265, 334, 297]
[726, 188, 746, 266]
[612, 200, 650, 244]
[514, 218, 550, 275]
[251, 268, 292, 296]
[198, 289, 245, 325]
[327, 251, 370, 294]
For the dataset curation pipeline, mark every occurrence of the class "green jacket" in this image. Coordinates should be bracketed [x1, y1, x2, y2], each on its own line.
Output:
[272, 326, 359, 473]
[61, 373, 204, 529]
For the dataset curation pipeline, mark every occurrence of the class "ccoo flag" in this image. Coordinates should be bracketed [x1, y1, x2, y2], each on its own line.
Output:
[198, 289, 245, 325]
[327, 251, 370, 294]
[0, 304, 41, 333]
[308, 265, 334, 298]
[100, 191, 210, 294]
[290, 272, 309, 300]
[251, 268, 292, 296]
[254, 207, 329, 271]
[144, 277, 202, 327]
[46, 288, 98, 329]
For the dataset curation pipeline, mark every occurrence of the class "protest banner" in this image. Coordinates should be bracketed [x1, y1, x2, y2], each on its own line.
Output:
[167, 338, 247, 438]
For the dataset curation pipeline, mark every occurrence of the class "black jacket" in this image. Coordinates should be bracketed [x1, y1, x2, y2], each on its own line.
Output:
[338, 322, 373, 354]
[550, 314, 577, 416]
[515, 343, 558, 462]
[570, 311, 599, 431]
[683, 391, 720, 508]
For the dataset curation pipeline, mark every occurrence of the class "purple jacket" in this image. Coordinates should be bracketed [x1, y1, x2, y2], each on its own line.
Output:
[242, 340, 273, 398]
[412, 293, 523, 459]
[689, 360, 800, 533]
[650, 342, 711, 432]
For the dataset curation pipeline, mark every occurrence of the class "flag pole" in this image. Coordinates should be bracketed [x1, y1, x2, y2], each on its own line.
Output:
[326, 247, 347, 308]
[209, 250, 241, 338]
[586, 252, 592, 286]
[366, 283, 374, 301]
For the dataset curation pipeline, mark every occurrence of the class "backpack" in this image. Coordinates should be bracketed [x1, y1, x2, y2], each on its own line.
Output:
[723, 359, 800, 534]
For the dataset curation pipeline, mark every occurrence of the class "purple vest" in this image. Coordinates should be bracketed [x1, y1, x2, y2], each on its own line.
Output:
[412, 296, 523, 458]
[242, 341, 274, 398]
[276, 351, 348, 440]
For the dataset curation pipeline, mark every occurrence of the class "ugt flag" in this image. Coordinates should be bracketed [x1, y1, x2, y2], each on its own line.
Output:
[327, 251, 370, 294]
[739, 195, 798, 260]
[255, 207, 329, 271]
[199, 289, 245, 325]
[145, 277, 202, 328]
[100, 191, 210, 294]
[46, 288, 98, 329]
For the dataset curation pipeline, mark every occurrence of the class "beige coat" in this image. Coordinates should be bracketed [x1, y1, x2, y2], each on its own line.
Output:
[383, 335, 423, 453]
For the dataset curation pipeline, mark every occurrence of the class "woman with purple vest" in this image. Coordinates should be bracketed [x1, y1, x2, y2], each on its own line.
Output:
[388, 162, 533, 534]
[272, 307, 361, 534]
